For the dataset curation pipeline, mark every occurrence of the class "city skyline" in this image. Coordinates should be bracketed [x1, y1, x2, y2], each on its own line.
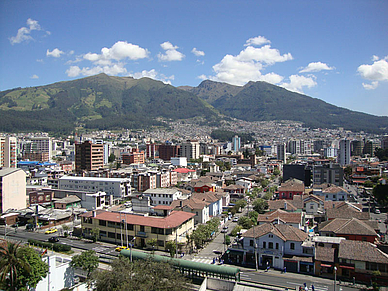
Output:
[0, 1, 387, 116]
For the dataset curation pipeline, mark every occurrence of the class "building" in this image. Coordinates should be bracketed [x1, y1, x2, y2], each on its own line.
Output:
[312, 164, 344, 186]
[283, 164, 311, 187]
[75, 140, 104, 172]
[238, 223, 312, 272]
[80, 209, 195, 250]
[256, 209, 304, 229]
[232, 135, 241, 153]
[181, 140, 200, 160]
[143, 188, 184, 206]
[0, 168, 26, 213]
[338, 139, 351, 166]
[276, 143, 286, 163]
[22, 136, 53, 162]
[122, 148, 145, 164]
[159, 143, 180, 161]
[277, 178, 305, 200]
[0, 136, 17, 168]
[58, 176, 131, 200]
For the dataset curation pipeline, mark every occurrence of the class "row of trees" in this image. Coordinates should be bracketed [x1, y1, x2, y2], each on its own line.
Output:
[188, 217, 220, 250]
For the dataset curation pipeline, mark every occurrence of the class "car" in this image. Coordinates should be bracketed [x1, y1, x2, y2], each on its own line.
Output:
[375, 209, 381, 214]
[115, 246, 129, 252]
[233, 217, 239, 222]
[221, 227, 228, 233]
[48, 236, 59, 243]
[45, 228, 58, 234]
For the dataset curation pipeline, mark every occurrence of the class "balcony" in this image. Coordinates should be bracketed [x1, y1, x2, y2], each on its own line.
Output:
[136, 231, 147, 238]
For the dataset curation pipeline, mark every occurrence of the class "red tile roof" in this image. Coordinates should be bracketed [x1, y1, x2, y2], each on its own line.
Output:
[82, 210, 195, 229]
[173, 168, 196, 173]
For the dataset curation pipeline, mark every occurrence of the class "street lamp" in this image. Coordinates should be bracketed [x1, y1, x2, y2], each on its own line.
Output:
[334, 266, 337, 291]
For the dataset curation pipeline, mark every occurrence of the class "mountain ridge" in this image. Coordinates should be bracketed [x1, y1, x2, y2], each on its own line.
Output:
[0, 73, 387, 134]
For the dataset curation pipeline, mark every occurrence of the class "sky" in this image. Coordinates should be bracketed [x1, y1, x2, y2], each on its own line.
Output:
[1, 0, 387, 117]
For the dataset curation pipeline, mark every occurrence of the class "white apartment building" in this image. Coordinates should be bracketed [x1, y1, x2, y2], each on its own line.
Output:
[143, 188, 184, 206]
[58, 176, 131, 200]
[338, 139, 351, 166]
[181, 140, 200, 160]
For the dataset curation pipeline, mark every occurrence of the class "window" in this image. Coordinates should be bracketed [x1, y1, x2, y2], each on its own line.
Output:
[140, 225, 145, 232]
[269, 242, 273, 249]
[157, 240, 164, 247]
[166, 229, 172, 235]
[263, 242, 266, 248]
[108, 232, 115, 238]
[127, 224, 134, 231]
[99, 220, 106, 226]
[250, 240, 254, 247]
[290, 243, 295, 250]
[100, 230, 107, 237]
[276, 243, 279, 249]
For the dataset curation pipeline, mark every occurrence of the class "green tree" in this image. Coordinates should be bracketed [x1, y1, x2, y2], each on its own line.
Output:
[260, 179, 270, 188]
[92, 256, 189, 291]
[231, 225, 243, 237]
[108, 153, 116, 163]
[273, 168, 280, 176]
[248, 211, 259, 225]
[373, 184, 388, 206]
[147, 239, 157, 254]
[165, 241, 176, 258]
[70, 250, 99, 280]
[91, 227, 100, 243]
[14, 247, 49, 291]
[0, 242, 32, 291]
[62, 224, 70, 237]
[237, 216, 254, 229]
[364, 180, 374, 188]
[375, 148, 388, 161]
[224, 235, 231, 245]
[252, 198, 268, 214]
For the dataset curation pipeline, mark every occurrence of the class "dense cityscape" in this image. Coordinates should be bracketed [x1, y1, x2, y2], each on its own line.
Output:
[0, 118, 387, 290]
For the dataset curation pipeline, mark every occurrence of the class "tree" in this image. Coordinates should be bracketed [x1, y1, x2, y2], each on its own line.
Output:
[375, 148, 388, 161]
[248, 211, 259, 225]
[62, 224, 70, 237]
[373, 184, 388, 207]
[92, 256, 189, 291]
[165, 241, 176, 258]
[70, 250, 99, 280]
[273, 168, 280, 176]
[260, 179, 270, 188]
[252, 198, 268, 214]
[237, 216, 254, 229]
[14, 247, 49, 291]
[0, 242, 32, 291]
[147, 239, 157, 254]
[91, 227, 100, 243]
[108, 153, 116, 163]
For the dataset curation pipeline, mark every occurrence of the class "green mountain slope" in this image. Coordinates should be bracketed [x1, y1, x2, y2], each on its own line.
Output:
[189, 80, 388, 134]
[0, 74, 219, 134]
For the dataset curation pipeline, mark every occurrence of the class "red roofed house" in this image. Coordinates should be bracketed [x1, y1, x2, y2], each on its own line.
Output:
[277, 178, 305, 200]
[80, 209, 195, 250]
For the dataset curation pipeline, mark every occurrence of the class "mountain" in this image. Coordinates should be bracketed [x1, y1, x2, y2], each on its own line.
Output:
[185, 80, 388, 134]
[0, 74, 219, 134]
[1, 74, 387, 135]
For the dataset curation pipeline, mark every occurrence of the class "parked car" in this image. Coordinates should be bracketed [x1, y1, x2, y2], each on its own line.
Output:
[48, 236, 59, 243]
[45, 228, 58, 234]
[233, 216, 239, 222]
[375, 209, 381, 214]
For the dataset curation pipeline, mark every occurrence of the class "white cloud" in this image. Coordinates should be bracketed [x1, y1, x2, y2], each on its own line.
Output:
[9, 18, 41, 45]
[46, 48, 64, 58]
[157, 41, 185, 61]
[362, 81, 379, 90]
[30, 74, 39, 79]
[130, 69, 175, 84]
[280, 74, 317, 93]
[245, 36, 271, 47]
[206, 44, 292, 86]
[357, 57, 388, 90]
[83, 41, 149, 64]
[299, 62, 334, 73]
[66, 63, 127, 78]
[357, 58, 388, 81]
[192, 48, 205, 57]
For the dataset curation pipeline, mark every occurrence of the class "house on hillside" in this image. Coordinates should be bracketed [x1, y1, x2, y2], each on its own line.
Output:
[256, 209, 305, 230]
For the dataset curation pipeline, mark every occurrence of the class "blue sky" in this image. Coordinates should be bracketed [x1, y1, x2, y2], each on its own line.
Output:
[1, 0, 387, 117]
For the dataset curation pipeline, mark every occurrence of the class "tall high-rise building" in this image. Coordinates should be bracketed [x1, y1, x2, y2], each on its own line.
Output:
[159, 143, 180, 161]
[0, 136, 17, 168]
[276, 143, 286, 163]
[181, 140, 200, 160]
[75, 141, 104, 172]
[22, 136, 52, 162]
[338, 139, 351, 166]
[382, 136, 388, 150]
[232, 135, 241, 153]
